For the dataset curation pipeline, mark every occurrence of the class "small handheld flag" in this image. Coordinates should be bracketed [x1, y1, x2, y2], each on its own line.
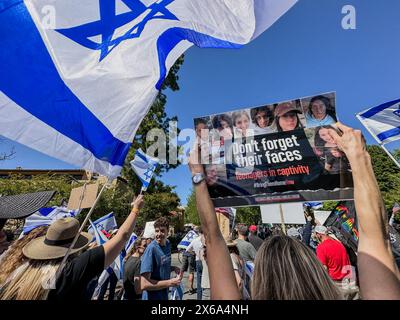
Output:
[130, 149, 160, 191]
[87, 212, 117, 235]
[177, 230, 198, 250]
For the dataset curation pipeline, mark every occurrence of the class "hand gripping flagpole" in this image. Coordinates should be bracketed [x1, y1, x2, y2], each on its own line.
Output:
[54, 181, 110, 282]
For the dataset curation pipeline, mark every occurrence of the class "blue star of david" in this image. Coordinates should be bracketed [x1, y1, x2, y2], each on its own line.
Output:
[186, 232, 195, 241]
[144, 166, 154, 179]
[393, 108, 400, 118]
[56, 0, 178, 61]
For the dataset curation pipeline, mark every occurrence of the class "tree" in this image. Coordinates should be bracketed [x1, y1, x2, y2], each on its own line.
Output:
[367, 145, 400, 210]
[235, 206, 261, 226]
[0, 174, 77, 206]
[0, 137, 15, 161]
[184, 189, 201, 225]
[136, 192, 180, 229]
[121, 56, 185, 193]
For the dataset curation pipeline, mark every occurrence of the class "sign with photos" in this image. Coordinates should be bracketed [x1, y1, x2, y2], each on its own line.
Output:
[194, 92, 354, 207]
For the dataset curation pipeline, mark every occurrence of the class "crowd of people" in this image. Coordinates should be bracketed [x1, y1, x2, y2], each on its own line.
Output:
[0, 122, 399, 300]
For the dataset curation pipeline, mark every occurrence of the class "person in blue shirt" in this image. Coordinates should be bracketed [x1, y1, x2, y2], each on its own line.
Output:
[305, 95, 336, 128]
[140, 216, 181, 300]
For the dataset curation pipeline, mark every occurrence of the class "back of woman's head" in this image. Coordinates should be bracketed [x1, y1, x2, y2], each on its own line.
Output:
[0, 226, 48, 285]
[251, 235, 342, 300]
[0, 258, 60, 300]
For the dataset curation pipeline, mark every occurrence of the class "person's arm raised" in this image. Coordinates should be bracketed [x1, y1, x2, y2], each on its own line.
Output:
[102, 195, 143, 268]
[328, 123, 400, 299]
[188, 141, 241, 300]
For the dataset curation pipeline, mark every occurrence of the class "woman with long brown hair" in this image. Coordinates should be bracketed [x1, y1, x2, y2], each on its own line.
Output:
[0, 226, 48, 285]
[251, 236, 342, 300]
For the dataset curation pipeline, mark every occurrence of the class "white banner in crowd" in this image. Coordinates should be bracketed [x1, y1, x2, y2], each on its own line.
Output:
[0, 0, 297, 178]
[261, 202, 305, 225]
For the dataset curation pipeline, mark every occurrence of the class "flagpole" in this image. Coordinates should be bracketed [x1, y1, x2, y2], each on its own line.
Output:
[356, 114, 400, 169]
[381, 143, 400, 169]
[54, 181, 109, 282]
[76, 182, 88, 213]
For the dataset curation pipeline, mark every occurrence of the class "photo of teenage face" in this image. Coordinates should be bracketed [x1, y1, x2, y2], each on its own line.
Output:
[204, 164, 227, 186]
[250, 106, 274, 135]
[232, 110, 252, 137]
[274, 101, 304, 132]
[212, 113, 233, 140]
[194, 117, 211, 140]
[302, 94, 337, 128]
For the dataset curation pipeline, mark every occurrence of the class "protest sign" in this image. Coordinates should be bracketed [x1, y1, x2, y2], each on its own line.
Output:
[67, 183, 99, 210]
[194, 92, 354, 207]
[261, 202, 305, 225]
[143, 221, 156, 239]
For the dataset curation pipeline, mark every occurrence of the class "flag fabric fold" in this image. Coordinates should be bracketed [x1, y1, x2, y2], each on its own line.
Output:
[357, 98, 400, 144]
[130, 149, 160, 190]
[23, 206, 79, 235]
[0, 0, 297, 178]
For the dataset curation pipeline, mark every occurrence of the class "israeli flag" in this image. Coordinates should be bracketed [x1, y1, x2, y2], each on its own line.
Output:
[177, 230, 198, 250]
[245, 261, 254, 278]
[87, 212, 117, 235]
[130, 149, 159, 190]
[357, 98, 400, 144]
[170, 283, 185, 300]
[125, 232, 138, 253]
[23, 206, 79, 235]
[303, 202, 323, 210]
[0, 0, 297, 179]
[89, 219, 109, 245]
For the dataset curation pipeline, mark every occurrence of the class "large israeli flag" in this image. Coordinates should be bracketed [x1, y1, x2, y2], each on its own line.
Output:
[23, 206, 79, 235]
[0, 0, 297, 178]
[357, 98, 400, 144]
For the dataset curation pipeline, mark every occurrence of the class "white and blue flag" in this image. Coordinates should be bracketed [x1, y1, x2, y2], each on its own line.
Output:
[0, 0, 297, 178]
[177, 230, 198, 250]
[89, 219, 109, 245]
[125, 232, 138, 253]
[23, 206, 79, 235]
[130, 149, 159, 190]
[87, 212, 117, 235]
[357, 98, 400, 144]
[303, 202, 323, 210]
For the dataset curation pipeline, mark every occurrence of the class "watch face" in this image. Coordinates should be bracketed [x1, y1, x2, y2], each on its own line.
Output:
[193, 173, 203, 184]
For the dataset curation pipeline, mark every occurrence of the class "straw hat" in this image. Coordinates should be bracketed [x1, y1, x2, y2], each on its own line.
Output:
[23, 217, 92, 260]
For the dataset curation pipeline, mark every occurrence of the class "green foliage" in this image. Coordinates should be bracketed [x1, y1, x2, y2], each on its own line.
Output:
[184, 189, 200, 225]
[121, 56, 185, 192]
[322, 201, 339, 212]
[136, 192, 180, 229]
[0, 174, 78, 207]
[367, 145, 400, 210]
[235, 206, 261, 226]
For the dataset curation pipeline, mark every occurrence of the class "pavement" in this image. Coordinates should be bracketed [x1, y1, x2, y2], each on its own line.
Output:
[171, 252, 199, 300]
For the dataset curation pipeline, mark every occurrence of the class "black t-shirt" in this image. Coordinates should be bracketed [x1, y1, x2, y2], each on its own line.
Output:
[123, 256, 142, 300]
[47, 246, 105, 301]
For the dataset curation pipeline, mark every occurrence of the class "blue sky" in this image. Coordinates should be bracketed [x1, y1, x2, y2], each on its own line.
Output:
[1, 0, 400, 205]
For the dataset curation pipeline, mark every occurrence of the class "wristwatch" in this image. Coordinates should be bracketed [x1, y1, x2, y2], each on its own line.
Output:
[192, 172, 205, 185]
